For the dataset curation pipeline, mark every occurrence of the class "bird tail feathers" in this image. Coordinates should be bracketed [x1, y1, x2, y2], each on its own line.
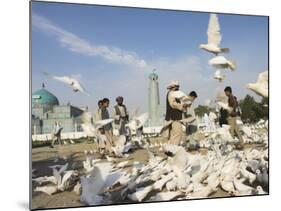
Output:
[221, 48, 230, 53]
[228, 60, 236, 71]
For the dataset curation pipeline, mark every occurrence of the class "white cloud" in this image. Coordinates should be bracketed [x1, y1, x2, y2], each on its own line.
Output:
[32, 14, 265, 113]
[32, 14, 148, 68]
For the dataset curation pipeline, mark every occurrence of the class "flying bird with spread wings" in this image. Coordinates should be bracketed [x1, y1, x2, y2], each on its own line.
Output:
[81, 111, 114, 138]
[247, 70, 268, 98]
[199, 13, 230, 55]
[208, 55, 236, 71]
[43, 72, 90, 96]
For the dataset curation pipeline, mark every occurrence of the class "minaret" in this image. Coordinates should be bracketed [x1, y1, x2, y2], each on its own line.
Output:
[148, 69, 160, 126]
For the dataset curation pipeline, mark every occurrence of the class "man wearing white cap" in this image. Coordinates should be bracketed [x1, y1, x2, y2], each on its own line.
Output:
[164, 80, 186, 145]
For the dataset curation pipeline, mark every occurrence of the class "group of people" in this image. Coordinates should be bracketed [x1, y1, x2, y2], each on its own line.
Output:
[50, 80, 245, 151]
[162, 80, 244, 149]
[93, 96, 130, 155]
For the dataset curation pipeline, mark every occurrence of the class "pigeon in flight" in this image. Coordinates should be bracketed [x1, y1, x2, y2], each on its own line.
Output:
[43, 72, 90, 96]
[214, 70, 225, 82]
[209, 55, 236, 71]
[126, 112, 149, 134]
[81, 111, 114, 138]
[199, 14, 230, 55]
[247, 70, 268, 98]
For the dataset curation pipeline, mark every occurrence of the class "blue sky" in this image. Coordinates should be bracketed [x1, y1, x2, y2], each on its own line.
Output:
[31, 1, 268, 113]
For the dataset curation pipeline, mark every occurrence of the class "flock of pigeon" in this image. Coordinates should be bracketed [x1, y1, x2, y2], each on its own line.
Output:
[41, 14, 268, 104]
[199, 14, 268, 99]
[32, 114, 268, 205]
[32, 13, 269, 207]
[199, 13, 235, 82]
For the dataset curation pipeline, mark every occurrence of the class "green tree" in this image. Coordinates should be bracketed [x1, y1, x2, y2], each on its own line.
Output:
[194, 105, 214, 117]
[240, 95, 268, 123]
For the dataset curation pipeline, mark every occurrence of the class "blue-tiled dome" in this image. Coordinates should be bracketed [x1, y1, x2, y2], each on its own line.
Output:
[32, 88, 59, 106]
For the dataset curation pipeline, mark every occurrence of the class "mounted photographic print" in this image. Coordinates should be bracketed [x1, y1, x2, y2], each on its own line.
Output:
[30, 1, 269, 210]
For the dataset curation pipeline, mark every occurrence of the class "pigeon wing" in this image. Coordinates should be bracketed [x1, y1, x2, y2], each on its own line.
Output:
[94, 119, 114, 129]
[170, 90, 187, 99]
[207, 14, 222, 46]
[52, 75, 74, 85]
[135, 112, 149, 129]
[73, 79, 91, 96]
[53, 168, 62, 185]
[257, 71, 268, 84]
[58, 163, 69, 175]
[81, 111, 93, 124]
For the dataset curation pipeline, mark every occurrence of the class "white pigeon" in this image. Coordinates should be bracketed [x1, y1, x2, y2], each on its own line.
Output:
[256, 186, 267, 195]
[209, 112, 217, 121]
[209, 55, 236, 71]
[217, 101, 233, 113]
[189, 185, 216, 198]
[220, 178, 235, 193]
[214, 69, 225, 82]
[95, 119, 115, 130]
[80, 167, 105, 205]
[51, 163, 78, 192]
[83, 151, 95, 173]
[233, 177, 254, 193]
[34, 185, 58, 196]
[199, 14, 230, 55]
[170, 90, 192, 105]
[57, 170, 78, 191]
[128, 185, 154, 202]
[43, 72, 90, 96]
[166, 179, 178, 191]
[111, 135, 128, 156]
[32, 176, 57, 185]
[73, 181, 82, 195]
[247, 70, 268, 98]
[126, 112, 149, 134]
[149, 191, 183, 201]
[80, 162, 122, 205]
[153, 173, 175, 191]
[81, 111, 114, 137]
[242, 126, 252, 138]
[240, 164, 256, 184]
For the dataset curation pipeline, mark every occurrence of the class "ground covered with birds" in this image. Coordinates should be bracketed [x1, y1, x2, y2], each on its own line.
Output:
[31, 120, 268, 210]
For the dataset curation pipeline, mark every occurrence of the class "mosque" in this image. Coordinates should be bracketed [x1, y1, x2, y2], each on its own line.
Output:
[31, 70, 164, 138]
[31, 84, 84, 135]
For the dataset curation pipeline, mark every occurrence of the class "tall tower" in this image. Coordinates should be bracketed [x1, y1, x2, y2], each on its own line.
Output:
[148, 69, 160, 126]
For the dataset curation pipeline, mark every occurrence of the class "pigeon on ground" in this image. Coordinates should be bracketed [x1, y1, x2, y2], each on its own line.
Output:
[128, 185, 154, 202]
[34, 185, 58, 196]
[149, 191, 183, 201]
[256, 186, 267, 194]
